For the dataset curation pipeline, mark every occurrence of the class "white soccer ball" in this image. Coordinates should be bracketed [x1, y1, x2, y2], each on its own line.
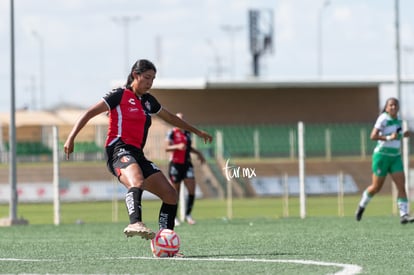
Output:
[150, 229, 180, 257]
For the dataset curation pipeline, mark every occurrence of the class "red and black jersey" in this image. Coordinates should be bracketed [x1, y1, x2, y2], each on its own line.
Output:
[103, 87, 161, 149]
[167, 128, 192, 164]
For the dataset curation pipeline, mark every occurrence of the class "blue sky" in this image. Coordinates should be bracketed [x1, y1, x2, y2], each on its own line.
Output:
[0, 0, 414, 117]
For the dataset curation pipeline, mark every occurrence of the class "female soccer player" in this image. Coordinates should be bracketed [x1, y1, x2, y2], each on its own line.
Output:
[64, 59, 212, 239]
[166, 113, 206, 225]
[355, 97, 414, 224]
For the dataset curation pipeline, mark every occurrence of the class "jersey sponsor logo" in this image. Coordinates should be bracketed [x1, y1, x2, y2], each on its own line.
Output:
[128, 107, 139, 112]
[128, 98, 136, 105]
[117, 148, 131, 157]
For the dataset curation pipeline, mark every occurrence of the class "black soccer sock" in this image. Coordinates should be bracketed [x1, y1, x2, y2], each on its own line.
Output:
[159, 202, 177, 230]
[186, 194, 195, 216]
[125, 187, 143, 224]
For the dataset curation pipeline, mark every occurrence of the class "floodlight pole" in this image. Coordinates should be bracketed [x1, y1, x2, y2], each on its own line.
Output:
[206, 39, 224, 78]
[112, 15, 140, 75]
[394, 0, 409, 207]
[221, 25, 243, 78]
[394, 0, 402, 103]
[9, 0, 17, 222]
[317, 0, 330, 78]
[53, 126, 60, 225]
[32, 30, 45, 110]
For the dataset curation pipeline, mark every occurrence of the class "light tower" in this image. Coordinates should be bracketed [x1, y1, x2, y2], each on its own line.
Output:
[112, 15, 140, 74]
[248, 9, 274, 77]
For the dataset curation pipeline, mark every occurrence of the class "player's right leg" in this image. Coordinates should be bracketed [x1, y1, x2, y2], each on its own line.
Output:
[118, 162, 155, 240]
[122, 186, 155, 239]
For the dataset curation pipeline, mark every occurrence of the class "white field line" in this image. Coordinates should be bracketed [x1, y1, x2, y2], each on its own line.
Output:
[0, 258, 56, 262]
[113, 256, 363, 275]
[0, 256, 362, 275]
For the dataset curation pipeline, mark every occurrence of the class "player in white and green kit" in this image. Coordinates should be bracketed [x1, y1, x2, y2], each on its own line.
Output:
[356, 97, 414, 224]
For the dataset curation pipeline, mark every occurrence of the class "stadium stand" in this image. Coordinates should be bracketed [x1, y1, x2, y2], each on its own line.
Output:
[5, 142, 51, 156]
[195, 123, 379, 159]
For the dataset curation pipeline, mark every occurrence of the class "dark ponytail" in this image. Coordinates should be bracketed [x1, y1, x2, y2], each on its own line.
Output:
[125, 59, 157, 87]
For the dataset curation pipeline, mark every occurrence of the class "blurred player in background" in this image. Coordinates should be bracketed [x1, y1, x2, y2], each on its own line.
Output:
[166, 113, 206, 225]
[64, 59, 212, 240]
[355, 97, 414, 224]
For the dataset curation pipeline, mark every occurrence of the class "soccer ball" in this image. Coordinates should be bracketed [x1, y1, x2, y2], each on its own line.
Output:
[150, 229, 180, 257]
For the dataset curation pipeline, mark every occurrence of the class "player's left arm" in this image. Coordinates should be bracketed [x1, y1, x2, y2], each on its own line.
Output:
[190, 147, 206, 164]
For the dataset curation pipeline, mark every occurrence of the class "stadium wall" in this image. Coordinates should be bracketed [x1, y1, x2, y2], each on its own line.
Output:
[151, 86, 379, 125]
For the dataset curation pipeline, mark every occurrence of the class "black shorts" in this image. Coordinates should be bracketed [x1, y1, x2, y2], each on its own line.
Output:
[168, 162, 194, 183]
[105, 139, 160, 179]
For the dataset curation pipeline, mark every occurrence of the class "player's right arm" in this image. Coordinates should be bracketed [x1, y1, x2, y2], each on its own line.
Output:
[64, 100, 108, 160]
[166, 142, 187, 152]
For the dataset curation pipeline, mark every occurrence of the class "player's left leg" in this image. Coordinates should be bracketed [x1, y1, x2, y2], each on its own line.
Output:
[144, 172, 178, 230]
[168, 162, 184, 226]
[183, 178, 196, 224]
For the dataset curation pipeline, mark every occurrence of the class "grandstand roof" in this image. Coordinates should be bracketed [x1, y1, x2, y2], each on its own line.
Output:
[0, 110, 65, 127]
[151, 77, 408, 90]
